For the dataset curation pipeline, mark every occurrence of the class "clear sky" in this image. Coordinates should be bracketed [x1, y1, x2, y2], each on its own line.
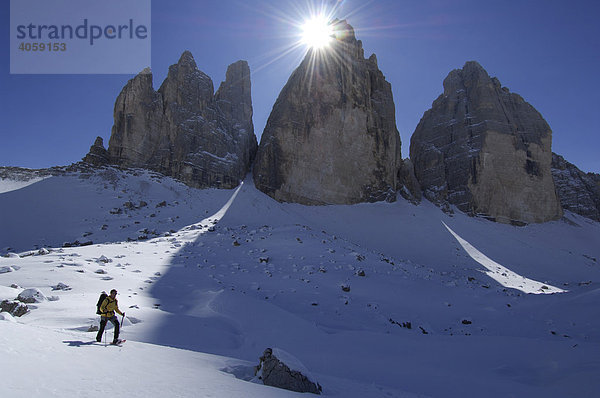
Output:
[1, 0, 599, 173]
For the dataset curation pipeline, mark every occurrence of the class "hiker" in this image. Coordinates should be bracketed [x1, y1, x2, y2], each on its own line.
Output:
[96, 289, 125, 344]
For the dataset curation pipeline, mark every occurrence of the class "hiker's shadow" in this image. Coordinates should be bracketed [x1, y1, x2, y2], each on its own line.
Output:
[63, 340, 97, 347]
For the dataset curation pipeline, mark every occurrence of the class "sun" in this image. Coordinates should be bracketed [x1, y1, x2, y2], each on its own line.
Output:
[301, 15, 333, 49]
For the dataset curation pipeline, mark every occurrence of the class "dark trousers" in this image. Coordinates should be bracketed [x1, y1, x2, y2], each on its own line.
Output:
[97, 315, 120, 343]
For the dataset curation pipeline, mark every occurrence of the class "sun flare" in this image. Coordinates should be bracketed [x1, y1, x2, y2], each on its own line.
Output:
[301, 15, 333, 49]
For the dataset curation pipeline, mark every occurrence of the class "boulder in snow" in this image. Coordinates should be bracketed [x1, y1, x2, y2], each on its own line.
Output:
[51, 282, 71, 291]
[17, 288, 47, 303]
[97, 255, 112, 263]
[255, 348, 321, 394]
[1, 300, 29, 317]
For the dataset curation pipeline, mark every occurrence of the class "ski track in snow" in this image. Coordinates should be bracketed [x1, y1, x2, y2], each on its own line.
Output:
[442, 221, 567, 294]
[176, 181, 244, 244]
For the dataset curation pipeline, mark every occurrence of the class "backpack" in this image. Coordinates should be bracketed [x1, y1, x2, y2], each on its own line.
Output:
[96, 292, 108, 315]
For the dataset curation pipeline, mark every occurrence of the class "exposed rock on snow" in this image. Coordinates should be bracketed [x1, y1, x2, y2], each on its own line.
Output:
[17, 288, 47, 303]
[51, 282, 71, 291]
[82, 136, 110, 166]
[36, 248, 51, 255]
[389, 318, 412, 330]
[255, 348, 322, 394]
[410, 61, 562, 224]
[62, 240, 93, 248]
[97, 255, 112, 263]
[1, 300, 29, 317]
[253, 20, 401, 205]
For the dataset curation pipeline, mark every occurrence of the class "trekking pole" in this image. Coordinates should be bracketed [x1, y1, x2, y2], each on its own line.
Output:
[120, 313, 125, 342]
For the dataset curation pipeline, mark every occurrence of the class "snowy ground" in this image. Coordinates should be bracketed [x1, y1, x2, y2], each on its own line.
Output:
[1, 167, 599, 397]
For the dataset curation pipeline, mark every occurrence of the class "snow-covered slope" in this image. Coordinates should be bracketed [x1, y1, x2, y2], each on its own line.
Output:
[0, 321, 306, 398]
[1, 167, 599, 397]
[0, 167, 232, 252]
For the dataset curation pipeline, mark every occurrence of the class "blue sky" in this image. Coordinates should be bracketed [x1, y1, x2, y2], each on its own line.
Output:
[1, 0, 599, 173]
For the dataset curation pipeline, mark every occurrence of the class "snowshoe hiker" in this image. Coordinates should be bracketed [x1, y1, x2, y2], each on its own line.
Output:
[96, 289, 125, 345]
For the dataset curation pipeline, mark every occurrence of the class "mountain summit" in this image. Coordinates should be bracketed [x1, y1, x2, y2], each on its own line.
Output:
[87, 51, 257, 189]
[410, 61, 562, 224]
[253, 20, 401, 205]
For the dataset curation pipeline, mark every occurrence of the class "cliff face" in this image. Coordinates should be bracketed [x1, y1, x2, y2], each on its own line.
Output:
[410, 61, 562, 224]
[214, 60, 257, 181]
[551, 153, 600, 221]
[107, 67, 164, 170]
[100, 52, 256, 189]
[253, 20, 401, 205]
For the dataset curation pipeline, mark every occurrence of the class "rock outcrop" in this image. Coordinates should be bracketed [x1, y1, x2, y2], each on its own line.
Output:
[410, 61, 562, 224]
[253, 20, 401, 205]
[101, 52, 256, 189]
[82, 136, 110, 166]
[0, 300, 28, 317]
[17, 288, 47, 303]
[551, 153, 600, 221]
[255, 348, 321, 394]
[397, 159, 421, 203]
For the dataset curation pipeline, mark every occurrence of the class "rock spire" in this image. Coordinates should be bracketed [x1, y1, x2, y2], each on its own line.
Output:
[253, 20, 401, 205]
[410, 61, 562, 224]
[88, 52, 257, 189]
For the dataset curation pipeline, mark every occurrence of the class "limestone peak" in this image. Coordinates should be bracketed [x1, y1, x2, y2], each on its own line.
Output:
[253, 21, 401, 205]
[410, 61, 562, 224]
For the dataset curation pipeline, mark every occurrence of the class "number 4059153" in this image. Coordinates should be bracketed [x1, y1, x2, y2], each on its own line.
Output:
[19, 42, 67, 51]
